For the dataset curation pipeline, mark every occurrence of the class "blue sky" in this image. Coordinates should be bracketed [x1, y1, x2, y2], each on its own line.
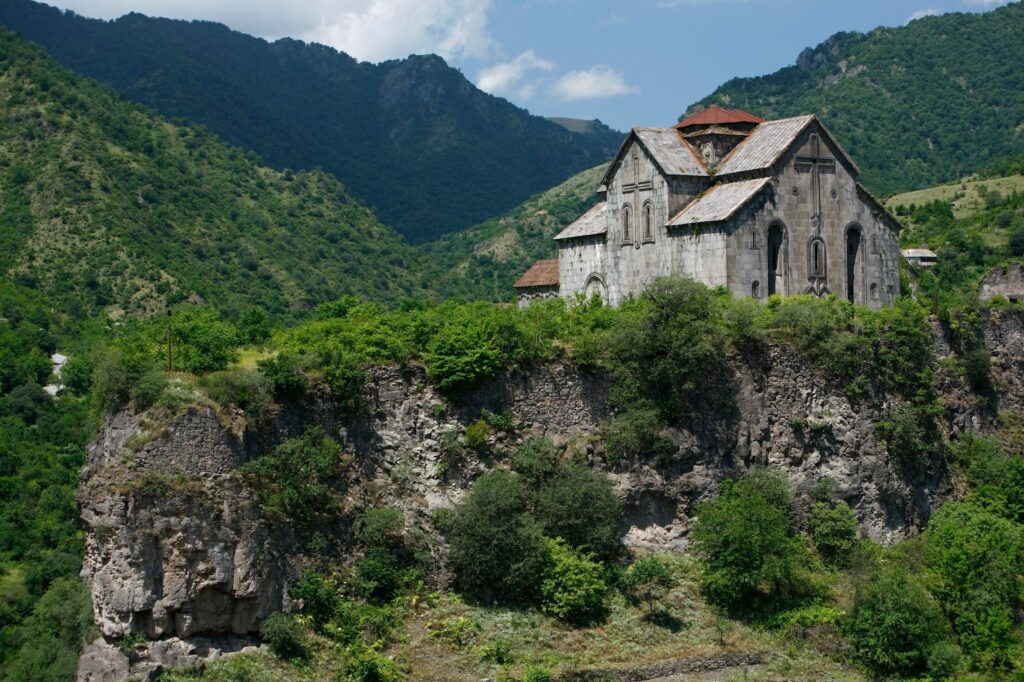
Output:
[51, 0, 1014, 131]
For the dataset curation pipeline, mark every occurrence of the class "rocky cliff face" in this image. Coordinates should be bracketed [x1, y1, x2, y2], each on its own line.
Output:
[75, 310, 1024, 680]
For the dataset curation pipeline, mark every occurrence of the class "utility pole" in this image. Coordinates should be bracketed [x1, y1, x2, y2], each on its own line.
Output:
[166, 309, 173, 376]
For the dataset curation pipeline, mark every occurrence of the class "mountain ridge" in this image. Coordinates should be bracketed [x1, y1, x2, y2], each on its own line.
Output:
[0, 0, 622, 241]
[689, 2, 1024, 195]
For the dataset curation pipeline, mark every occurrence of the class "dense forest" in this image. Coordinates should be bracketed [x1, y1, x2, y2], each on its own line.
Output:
[0, 0, 622, 241]
[690, 2, 1024, 196]
[0, 29, 430, 322]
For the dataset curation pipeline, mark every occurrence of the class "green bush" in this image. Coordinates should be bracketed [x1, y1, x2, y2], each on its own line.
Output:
[691, 469, 815, 618]
[600, 408, 676, 465]
[239, 427, 349, 526]
[807, 501, 858, 567]
[424, 307, 524, 392]
[620, 555, 677, 616]
[463, 419, 490, 452]
[199, 368, 270, 416]
[524, 667, 553, 682]
[922, 501, 1023, 669]
[533, 464, 623, 560]
[509, 437, 561, 483]
[342, 642, 402, 682]
[259, 612, 308, 660]
[446, 470, 550, 604]
[962, 346, 994, 396]
[538, 537, 608, 625]
[846, 568, 951, 678]
[957, 434, 1024, 522]
[256, 351, 307, 398]
[0, 577, 97, 682]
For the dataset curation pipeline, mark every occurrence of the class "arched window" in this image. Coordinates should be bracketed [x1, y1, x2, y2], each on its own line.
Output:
[870, 283, 879, 300]
[870, 234, 880, 254]
[751, 280, 760, 298]
[643, 201, 654, 242]
[808, 238, 826, 278]
[622, 205, 632, 243]
[750, 227, 761, 250]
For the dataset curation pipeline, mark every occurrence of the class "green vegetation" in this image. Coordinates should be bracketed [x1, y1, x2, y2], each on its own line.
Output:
[0, 279, 97, 678]
[692, 2, 1024, 196]
[0, 28, 427, 322]
[691, 469, 817, 619]
[889, 180, 1024, 309]
[0, 0, 620, 241]
[422, 165, 606, 301]
[239, 427, 351, 527]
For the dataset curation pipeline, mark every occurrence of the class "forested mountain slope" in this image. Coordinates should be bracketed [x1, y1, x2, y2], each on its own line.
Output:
[0, 0, 621, 241]
[689, 2, 1024, 196]
[422, 165, 605, 301]
[0, 29, 427, 321]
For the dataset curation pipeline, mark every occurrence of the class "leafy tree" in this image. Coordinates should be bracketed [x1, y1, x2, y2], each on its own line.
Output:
[445, 470, 550, 604]
[539, 538, 609, 625]
[620, 555, 677, 616]
[922, 501, 1024, 669]
[846, 568, 951, 678]
[260, 613, 308, 661]
[532, 464, 623, 560]
[239, 427, 349, 526]
[807, 501, 859, 567]
[691, 469, 815, 618]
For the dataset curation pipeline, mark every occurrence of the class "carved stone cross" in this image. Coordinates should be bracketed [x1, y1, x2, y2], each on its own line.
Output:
[795, 133, 835, 232]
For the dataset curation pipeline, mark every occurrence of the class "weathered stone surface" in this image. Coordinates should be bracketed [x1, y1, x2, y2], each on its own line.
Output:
[76, 311, 1024, 679]
[980, 261, 1024, 301]
[76, 636, 261, 681]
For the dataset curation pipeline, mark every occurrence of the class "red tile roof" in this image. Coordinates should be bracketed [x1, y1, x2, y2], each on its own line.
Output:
[675, 105, 765, 130]
[514, 259, 559, 289]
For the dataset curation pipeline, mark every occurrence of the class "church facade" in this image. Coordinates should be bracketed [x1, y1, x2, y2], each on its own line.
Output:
[514, 106, 902, 310]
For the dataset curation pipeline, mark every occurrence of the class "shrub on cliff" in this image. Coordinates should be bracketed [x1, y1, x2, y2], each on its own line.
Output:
[239, 427, 349, 526]
[424, 305, 525, 392]
[691, 469, 816, 618]
[446, 470, 550, 604]
[533, 463, 623, 560]
[807, 501, 859, 567]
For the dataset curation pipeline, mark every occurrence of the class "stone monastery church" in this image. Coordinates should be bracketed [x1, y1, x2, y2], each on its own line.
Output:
[514, 105, 902, 310]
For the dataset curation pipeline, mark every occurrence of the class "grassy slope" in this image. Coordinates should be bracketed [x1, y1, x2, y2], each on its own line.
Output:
[0, 29, 427, 323]
[691, 2, 1024, 196]
[423, 165, 606, 301]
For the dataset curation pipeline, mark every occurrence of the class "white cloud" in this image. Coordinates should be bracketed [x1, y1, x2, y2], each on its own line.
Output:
[51, 0, 495, 62]
[906, 7, 942, 22]
[475, 50, 553, 98]
[962, 0, 1011, 5]
[549, 65, 638, 101]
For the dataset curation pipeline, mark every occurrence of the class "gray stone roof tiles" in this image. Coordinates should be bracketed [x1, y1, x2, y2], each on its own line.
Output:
[554, 202, 608, 241]
[667, 178, 772, 226]
[716, 115, 815, 176]
[633, 128, 708, 177]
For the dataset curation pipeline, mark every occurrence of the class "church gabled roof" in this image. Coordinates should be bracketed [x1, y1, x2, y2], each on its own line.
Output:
[554, 202, 608, 241]
[716, 115, 860, 178]
[514, 259, 559, 289]
[667, 178, 772, 227]
[674, 105, 765, 130]
[599, 129, 707, 188]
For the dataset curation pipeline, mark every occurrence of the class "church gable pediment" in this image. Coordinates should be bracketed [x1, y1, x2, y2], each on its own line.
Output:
[601, 128, 708, 188]
[716, 116, 859, 180]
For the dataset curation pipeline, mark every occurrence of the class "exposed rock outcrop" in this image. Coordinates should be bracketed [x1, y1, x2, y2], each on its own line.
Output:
[76, 310, 1024, 678]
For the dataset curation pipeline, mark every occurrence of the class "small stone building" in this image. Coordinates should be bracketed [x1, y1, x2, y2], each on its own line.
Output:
[513, 259, 559, 308]
[516, 105, 902, 309]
